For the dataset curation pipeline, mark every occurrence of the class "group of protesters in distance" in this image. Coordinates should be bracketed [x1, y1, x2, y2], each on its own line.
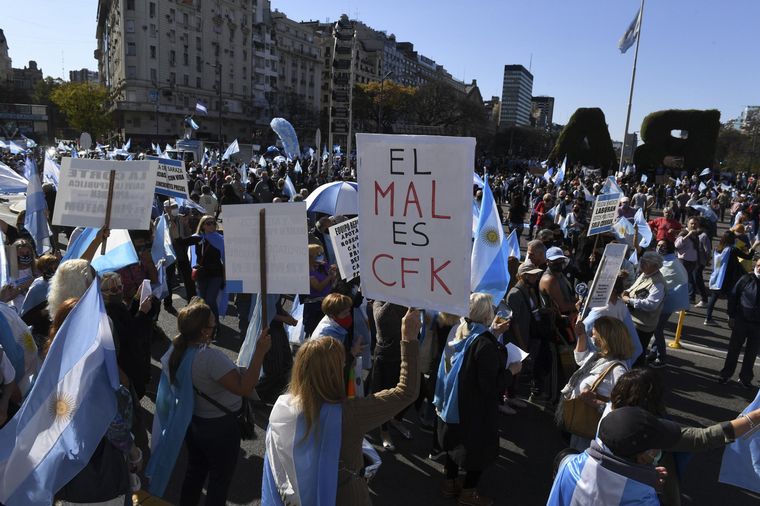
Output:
[1, 141, 759, 506]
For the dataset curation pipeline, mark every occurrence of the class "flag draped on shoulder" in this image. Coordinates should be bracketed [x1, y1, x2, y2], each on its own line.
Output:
[0, 280, 120, 506]
[434, 322, 485, 424]
[709, 248, 731, 290]
[261, 393, 343, 506]
[24, 158, 52, 256]
[618, 7, 642, 54]
[470, 183, 509, 302]
[719, 389, 760, 493]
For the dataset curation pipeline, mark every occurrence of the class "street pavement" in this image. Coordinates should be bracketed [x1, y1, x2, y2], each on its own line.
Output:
[140, 215, 760, 506]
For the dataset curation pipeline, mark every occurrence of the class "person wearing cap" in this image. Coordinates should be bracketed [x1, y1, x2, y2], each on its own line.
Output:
[622, 251, 667, 359]
[617, 196, 636, 222]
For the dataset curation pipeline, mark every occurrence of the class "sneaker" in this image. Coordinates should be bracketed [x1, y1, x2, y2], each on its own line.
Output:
[380, 431, 395, 451]
[703, 318, 716, 326]
[498, 404, 517, 415]
[649, 358, 666, 369]
[507, 398, 528, 408]
[739, 379, 754, 389]
[694, 301, 707, 308]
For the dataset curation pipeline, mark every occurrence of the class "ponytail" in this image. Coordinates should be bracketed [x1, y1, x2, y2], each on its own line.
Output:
[169, 297, 213, 383]
[168, 334, 191, 383]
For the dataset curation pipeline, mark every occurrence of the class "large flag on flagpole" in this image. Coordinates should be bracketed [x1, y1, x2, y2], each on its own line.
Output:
[618, 7, 642, 53]
[0, 279, 120, 506]
[471, 183, 510, 302]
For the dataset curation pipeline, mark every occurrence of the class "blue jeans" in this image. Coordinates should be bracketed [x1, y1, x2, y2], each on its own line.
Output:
[651, 312, 672, 360]
[197, 275, 224, 320]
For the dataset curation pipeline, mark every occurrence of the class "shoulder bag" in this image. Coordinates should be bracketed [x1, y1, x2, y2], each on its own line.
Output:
[561, 361, 624, 439]
[194, 386, 257, 440]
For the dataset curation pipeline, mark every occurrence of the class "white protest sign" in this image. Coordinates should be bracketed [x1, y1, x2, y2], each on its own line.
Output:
[328, 217, 360, 281]
[146, 156, 189, 199]
[587, 193, 622, 236]
[52, 158, 158, 230]
[584, 243, 628, 314]
[357, 133, 474, 316]
[223, 203, 309, 294]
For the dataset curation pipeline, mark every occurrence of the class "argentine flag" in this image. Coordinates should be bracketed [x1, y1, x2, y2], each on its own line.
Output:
[223, 139, 240, 160]
[43, 155, 60, 188]
[709, 247, 731, 290]
[0, 279, 120, 506]
[9, 141, 25, 155]
[601, 175, 624, 195]
[0, 161, 28, 194]
[63, 228, 139, 274]
[618, 7, 642, 54]
[506, 229, 521, 260]
[283, 174, 297, 199]
[719, 389, 760, 493]
[23, 158, 52, 256]
[152, 215, 177, 267]
[471, 183, 510, 302]
[195, 100, 208, 115]
[633, 208, 652, 248]
[554, 156, 566, 185]
[543, 166, 555, 184]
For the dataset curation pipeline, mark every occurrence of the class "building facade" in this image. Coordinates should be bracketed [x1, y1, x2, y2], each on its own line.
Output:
[531, 96, 554, 129]
[12, 61, 42, 93]
[95, 0, 276, 147]
[0, 29, 11, 86]
[500, 64, 533, 127]
[69, 68, 100, 83]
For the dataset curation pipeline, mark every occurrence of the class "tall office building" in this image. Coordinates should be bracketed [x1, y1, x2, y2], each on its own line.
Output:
[69, 68, 99, 84]
[499, 64, 533, 127]
[530, 96, 554, 129]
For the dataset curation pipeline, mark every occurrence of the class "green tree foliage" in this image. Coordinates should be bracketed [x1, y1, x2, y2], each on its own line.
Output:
[353, 81, 416, 132]
[715, 123, 760, 173]
[31, 77, 69, 137]
[50, 82, 114, 139]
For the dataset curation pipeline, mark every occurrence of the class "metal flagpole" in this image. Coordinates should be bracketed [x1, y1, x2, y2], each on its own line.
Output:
[618, 0, 645, 174]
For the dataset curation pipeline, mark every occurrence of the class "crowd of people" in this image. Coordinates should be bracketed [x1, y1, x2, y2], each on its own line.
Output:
[0, 143, 758, 505]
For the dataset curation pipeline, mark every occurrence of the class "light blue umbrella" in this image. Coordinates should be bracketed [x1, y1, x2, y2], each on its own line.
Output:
[305, 181, 358, 215]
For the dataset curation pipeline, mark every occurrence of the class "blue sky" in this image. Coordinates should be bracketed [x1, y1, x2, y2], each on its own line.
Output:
[1, 0, 757, 142]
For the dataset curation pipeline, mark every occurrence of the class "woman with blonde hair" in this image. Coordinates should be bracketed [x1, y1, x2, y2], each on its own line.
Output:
[47, 259, 96, 318]
[559, 316, 633, 450]
[262, 308, 421, 505]
[187, 215, 226, 322]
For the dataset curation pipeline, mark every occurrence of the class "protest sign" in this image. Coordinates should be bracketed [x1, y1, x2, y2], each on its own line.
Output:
[146, 156, 189, 199]
[328, 217, 360, 281]
[356, 134, 474, 316]
[582, 243, 628, 317]
[223, 203, 309, 294]
[52, 158, 157, 230]
[587, 192, 622, 236]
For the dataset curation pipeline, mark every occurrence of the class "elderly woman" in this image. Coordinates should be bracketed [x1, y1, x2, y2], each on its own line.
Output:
[561, 316, 633, 450]
[434, 293, 517, 506]
[648, 240, 689, 368]
[622, 251, 667, 357]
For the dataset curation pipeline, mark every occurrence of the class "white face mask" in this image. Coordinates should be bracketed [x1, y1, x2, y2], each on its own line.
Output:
[171, 209, 179, 217]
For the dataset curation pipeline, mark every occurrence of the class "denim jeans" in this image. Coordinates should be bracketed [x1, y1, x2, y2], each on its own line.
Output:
[196, 275, 224, 320]
[651, 312, 673, 360]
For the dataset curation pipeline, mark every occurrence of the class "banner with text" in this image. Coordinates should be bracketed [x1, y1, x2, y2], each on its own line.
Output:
[52, 158, 158, 230]
[329, 217, 360, 281]
[223, 203, 309, 294]
[146, 155, 189, 199]
[588, 193, 622, 236]
[357, 133, 474, 316]
[585, 243, 628, 314]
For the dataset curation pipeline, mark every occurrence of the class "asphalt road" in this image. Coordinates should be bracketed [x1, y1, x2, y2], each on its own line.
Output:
[139, 216, 760, 506]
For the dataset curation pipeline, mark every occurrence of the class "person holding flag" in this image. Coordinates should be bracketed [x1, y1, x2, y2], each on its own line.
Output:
[705, 231, 754, 326]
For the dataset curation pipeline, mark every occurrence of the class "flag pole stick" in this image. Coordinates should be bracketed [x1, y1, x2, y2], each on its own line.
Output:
[259, 208, 268, 325]
[100, 170, 116, 255]
[618, 0, 646, 174]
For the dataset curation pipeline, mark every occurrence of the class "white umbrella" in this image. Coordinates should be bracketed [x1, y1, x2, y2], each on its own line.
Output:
[305, 181, 358, 215]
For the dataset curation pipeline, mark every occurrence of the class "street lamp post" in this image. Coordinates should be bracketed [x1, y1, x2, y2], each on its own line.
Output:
[377, 70, 393, 133]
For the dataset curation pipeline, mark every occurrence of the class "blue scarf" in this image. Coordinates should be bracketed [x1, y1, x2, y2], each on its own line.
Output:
[433, 321, 487, 424]
[145, 346, 199, 496]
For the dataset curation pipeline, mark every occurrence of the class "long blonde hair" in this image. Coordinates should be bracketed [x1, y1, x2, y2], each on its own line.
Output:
[288, 337, 346, 438]
[593, 316, 634, 360]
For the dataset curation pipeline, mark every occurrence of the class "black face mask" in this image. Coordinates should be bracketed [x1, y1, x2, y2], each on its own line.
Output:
[549, 263, 564, 273]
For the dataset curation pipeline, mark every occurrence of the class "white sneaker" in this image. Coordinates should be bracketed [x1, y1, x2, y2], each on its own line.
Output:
[694, 301, 707, 308]
[507, 398, 528, 408]
[498, 404, 517, 415]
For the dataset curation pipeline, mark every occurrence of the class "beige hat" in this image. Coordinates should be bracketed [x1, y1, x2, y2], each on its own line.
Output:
[518, 262, 544, 276]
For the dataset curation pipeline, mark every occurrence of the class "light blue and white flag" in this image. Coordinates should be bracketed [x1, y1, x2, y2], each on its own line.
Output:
[0, 230, 9, 287]
[543, 166, 555, 184]
[709, 247, 731, 291]
[287, 296, 305, 346]
[175, 196, 206, 214]
[613, 217, 636, 246]
[473, 172, 485, 188]
[294, 160, 302, 174]
[322, 146, 329, 160]
[633, 208, 652, 248]
[24, 158, 52, 256]
[0, 161, 28, 193]
[719, 389, 760, 493]
[0, 139, 7, 149]
[698, 181, 707, 192]
[123, 138, 131, 152]
[21, 134, 36, 148]
[505, 229, 521, 260]
[43, 155, 60, 188]
[70, 148, 78, 159]
[152, 215, 177, 267]
[63, 228, 139, 274]
[195, 100, 208, 115]
[9, 141, 25, 155]
[553, 156, 566, 185]
[237, 293, 278, 368]
[0, 279, 120, 506]
[239, 163, 249, 185]
[223, 139, 240, 160]
[548, 443, 659, 505]
[0, 302, 38, 396]
[201, 148, 209, 166]
[261, 393, 342, 506]
[259, 154, 268, 169]
[283, 174, 297, 199]
[628, 249, 638, 266]
[581, 183, 595, 202]
[689, 204, 719, 223]
[601, 175, 624, 195]
[187, 117, 200, 130]
[471, 183, 510, 302]
[700, 167, 712, 177]
[618, 7, 642, 54]
[641, 173, 648, 183]
[165, 143, 173, 152]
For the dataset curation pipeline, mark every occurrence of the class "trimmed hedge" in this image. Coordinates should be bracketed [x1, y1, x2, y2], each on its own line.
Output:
[548, 108, 616, 175]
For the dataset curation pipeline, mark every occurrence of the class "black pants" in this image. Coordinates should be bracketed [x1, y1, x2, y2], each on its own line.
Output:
[636, 329, 654, 365]
[445, 455, 482, 488]
[720, 318, 760, 383]
[371, 358, 408, 430]
[180, 414, 240, 506]
[694, 264, 709, 303]
[682, 260, 697, 303]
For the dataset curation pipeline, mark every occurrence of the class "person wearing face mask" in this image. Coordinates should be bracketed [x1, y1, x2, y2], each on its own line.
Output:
[10, 239, 40, 311]
[19, 253, 59, 342]
[718, 258, 760, 388]
[540, 247, 578, 341]
[622, 252, 667, 356]
[304, 244, 337, 338]
[617, 196, 636, 223]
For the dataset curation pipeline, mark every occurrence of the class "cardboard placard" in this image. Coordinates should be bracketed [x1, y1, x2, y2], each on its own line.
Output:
[223, 203, 309, 294]
[328, 217, 360, 281]
[51, 158, 158, 230]
[584, 243, 628, 314]
[357, 133, 474, 316]
[146, 156, 189, 199]
[588, 193, 622, 236]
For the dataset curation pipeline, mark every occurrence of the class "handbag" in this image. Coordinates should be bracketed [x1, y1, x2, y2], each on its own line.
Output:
[194, 387, 257, 440]
[561, 361, 623, 439]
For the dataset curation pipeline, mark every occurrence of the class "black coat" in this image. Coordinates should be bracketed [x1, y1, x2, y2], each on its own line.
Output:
[106, 301, 154, 398]
[438, 331, 509, 471]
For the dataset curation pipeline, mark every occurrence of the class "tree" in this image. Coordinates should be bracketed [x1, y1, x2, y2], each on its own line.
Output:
[715, 123, 760, 173]
[31, 77, 68, 138]
[353, 81, 416, 132]
[50, 82, 114, 139]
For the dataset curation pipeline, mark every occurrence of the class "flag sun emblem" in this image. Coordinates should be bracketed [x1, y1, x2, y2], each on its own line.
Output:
[481, 227, 500, 246]
[22, 332, 36, 353]
[51, 393, 76, 423]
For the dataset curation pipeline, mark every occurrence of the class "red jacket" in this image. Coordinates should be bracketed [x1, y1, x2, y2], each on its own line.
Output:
[648, 217, 682, 243]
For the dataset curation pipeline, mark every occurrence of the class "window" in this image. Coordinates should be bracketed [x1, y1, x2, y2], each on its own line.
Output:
[149, 2, 156, 18]
[133, 116, 141, 127]
[229, 82, 233, 93]
[127, 66, 137, 79]
[150, 68, 157, 82]
[169, 29, 175, 42]
[196, 56, 202, 72]
[127, 0, 135, 10]
[126, 20, 135, 33]
[183, 13, 188, 27]
[169, 9, 175, 22]
[183, 96, 189, 107]
[196, 37, 201, 50]
[169, 50, 176, 66]
[169, 72, 176, 85]
[150, 23, 157, 38]
[183, 52, 188, 66]
[127, 42, 136, 56]
[183, 74, 189, 86]
[196, 76, 201, 88]
[150, 46, 156, 59]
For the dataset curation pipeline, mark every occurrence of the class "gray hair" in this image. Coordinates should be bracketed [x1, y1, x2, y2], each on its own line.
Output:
[455, 292, 495, 341]
[640, 251, 663, 270]
[48, 259, 96, 317]
[527, 239, 546, 253]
